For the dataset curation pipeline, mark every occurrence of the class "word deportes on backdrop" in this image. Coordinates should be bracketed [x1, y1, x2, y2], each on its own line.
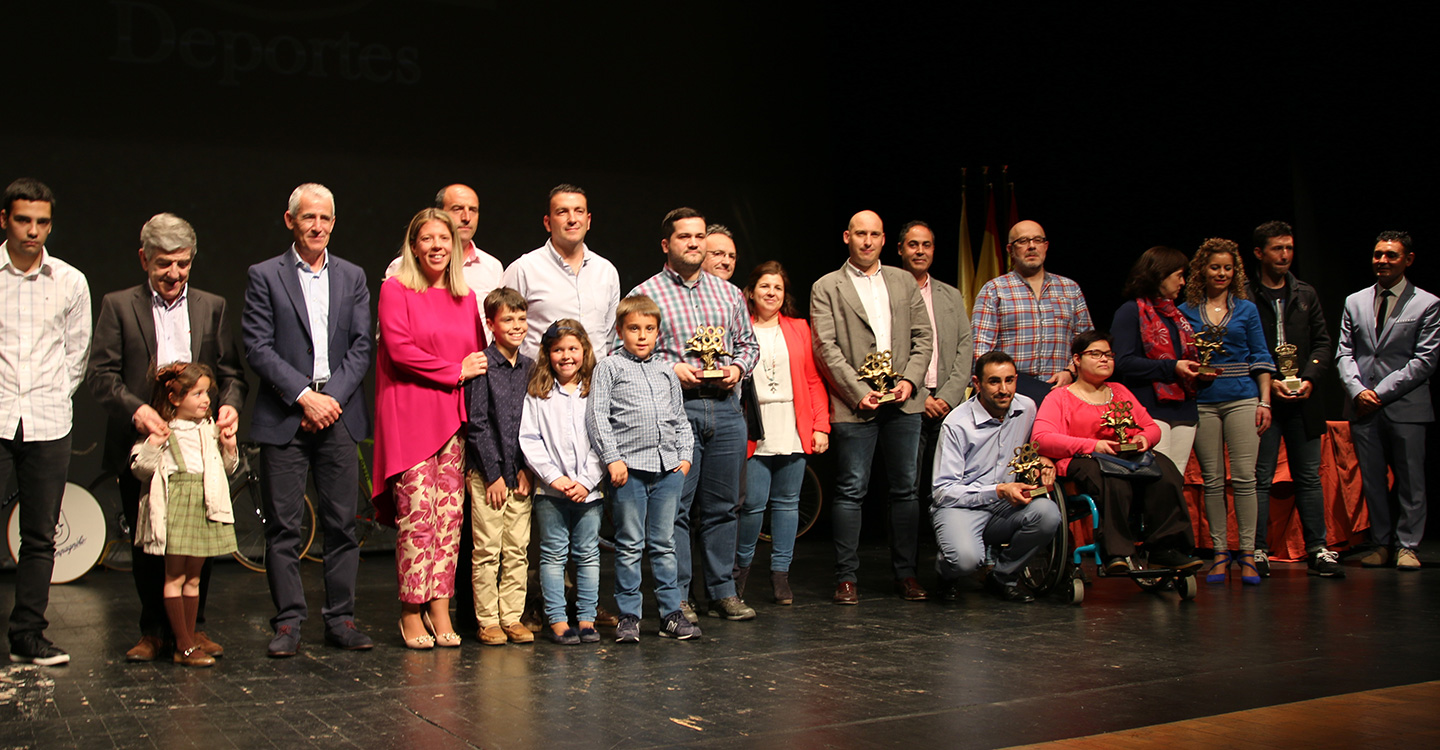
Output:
[857, 350, 901, 404]
[1102, 400, 1142, 453]
[685, 325, 730, 380]
[1194, 323, 1227, 377]
[1007, 442, 1049, 499]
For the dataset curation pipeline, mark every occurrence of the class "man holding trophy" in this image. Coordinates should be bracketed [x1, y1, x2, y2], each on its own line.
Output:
[812, 210, 934, 604]
[931, 351, 1061, 603]
[626, 208, 759, 622]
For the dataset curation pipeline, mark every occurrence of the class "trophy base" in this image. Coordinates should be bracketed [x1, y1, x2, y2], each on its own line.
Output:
[1196, 366, 1219, 376]
[1025, 486, 1049, 499]
[876, 392, 897, 404]
[698, 369, 726, 380]
[1280, 376, 1304, 394]
[1116, 442, 1141, 453]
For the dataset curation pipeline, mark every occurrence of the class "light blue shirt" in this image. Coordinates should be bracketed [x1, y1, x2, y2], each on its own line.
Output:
[519, 383, 605, 501]
[289, 245, 330, 383]
[150, 282, 190, 367]
[586, 348, 693, 473]
[931, 394, 1037, 510]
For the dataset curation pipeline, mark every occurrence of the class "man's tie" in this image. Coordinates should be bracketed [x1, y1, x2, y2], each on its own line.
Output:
[1376, 288, 1393, 333]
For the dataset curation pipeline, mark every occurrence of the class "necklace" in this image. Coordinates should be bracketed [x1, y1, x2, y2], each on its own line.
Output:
[758, 326, 783, 393]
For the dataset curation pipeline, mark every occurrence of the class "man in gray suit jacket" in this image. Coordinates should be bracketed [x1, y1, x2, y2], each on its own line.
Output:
[88, 213, 247, 662]
[897, 221, 974, 525]
[242, 183, 374, 655]
[812, 210, 934, 604]
[1336, 230, 1440, 571]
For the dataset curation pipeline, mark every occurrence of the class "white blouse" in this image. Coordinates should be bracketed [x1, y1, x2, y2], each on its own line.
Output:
[752, 324, 802, 456]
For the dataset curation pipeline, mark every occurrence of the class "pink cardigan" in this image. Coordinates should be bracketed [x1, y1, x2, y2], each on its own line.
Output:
[1032, 382, 1161, 475]
[747, 315, 831, 458]
[373, 278, 483, 523]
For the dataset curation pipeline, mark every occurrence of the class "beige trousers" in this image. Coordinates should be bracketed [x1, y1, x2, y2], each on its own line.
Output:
[468, 469, 532, 627]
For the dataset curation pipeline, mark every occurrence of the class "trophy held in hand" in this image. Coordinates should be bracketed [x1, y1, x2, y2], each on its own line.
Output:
[858, 350, 901, 404]
[1274, 342, 1304, 395]
[685, 325, 731, 381]
[1195, 323, 1227, 377]
[1102, 400, 1142, 453]
[1008, 442, 1049, 499]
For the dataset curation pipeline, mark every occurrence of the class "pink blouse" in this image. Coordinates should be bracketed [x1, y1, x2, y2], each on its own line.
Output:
[1032, 382, 1162, 475]
[373, 278, 483, 513]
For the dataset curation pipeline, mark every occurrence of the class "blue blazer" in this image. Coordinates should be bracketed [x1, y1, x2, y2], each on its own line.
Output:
[1336, 279, 1440, 423]
[241, 249, 373, 443]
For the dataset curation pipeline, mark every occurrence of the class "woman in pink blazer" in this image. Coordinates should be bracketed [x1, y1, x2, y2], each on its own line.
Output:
[735, 261, 830, 605]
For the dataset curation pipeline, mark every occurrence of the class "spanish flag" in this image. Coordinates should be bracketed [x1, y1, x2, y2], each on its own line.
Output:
[957, 186, 976, 307]
[974, 182, 1003, 292]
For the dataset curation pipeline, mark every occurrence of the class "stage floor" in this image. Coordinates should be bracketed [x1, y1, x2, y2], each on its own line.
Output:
[3, 536, 1438, 749]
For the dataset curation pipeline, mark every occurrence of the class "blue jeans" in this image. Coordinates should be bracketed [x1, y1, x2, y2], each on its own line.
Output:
[830, 410, 923, 583]
[534, 496, 602, 625]
[676, 393, 746, 601]
[1254, 405, 1327, 552]
[610, 468, 684, 619]
[737, 453, 807, 572]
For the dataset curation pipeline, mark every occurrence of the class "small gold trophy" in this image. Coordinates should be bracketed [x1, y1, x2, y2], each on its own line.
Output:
[1007, 442, 1049, 498]
[1102, 400, 1142, 452]
[685, 325, 730, 380]
[1274, 342, 1304, 395]
[858, 350, 902, 404]
[1195, 323, 1227, 377]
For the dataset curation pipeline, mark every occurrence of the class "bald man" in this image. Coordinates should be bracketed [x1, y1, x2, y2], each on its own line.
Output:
[971, 219, 1093, 405]
[811, 210, 934, 604]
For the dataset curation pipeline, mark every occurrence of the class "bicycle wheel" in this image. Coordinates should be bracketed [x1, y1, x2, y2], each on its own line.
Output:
[760, 464, 824, 542]
[231, 477, 317, 572]
[87, 473, 134, 572]
[6, 483, 107, 584]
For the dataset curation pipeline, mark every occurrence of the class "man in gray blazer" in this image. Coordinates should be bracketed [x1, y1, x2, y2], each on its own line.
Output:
[812, 210, 934, 604]
[88, 213, 247, 662]
[897, 221, 974, 525]
[242, 183, 374, 655]
[1336, 230, 1440, 571]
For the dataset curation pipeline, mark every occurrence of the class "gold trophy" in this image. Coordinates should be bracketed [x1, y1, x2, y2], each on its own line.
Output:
[1102, 400, 1142, 452]
[857, 350, 902, 404]
[1274, 342, 1304, 395]
[1195, 323, 1227, 377]
[685, 325, 730, 380]
[1007, 442, 1049, 499]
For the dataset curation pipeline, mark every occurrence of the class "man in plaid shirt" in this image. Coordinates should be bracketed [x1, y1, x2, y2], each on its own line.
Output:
[623, 207, 759, 622]
[971, 219, 1093, 405]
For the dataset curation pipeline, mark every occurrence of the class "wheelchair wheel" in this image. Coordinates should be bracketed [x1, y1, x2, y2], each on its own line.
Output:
[1017, 489, 1072, 598]
[1177, 573, 1199, 601]
[1067, 576, 1085, 604]
[760, 464, 823, 542]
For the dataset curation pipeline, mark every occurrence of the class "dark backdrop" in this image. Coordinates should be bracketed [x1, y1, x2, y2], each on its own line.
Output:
[7, 2, 1436, 532]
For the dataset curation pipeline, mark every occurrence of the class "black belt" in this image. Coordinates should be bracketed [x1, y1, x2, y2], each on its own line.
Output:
[684, 386, 728, 401]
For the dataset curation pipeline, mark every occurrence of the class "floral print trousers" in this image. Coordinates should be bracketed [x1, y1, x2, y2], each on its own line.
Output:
[393, 432, 465, 604]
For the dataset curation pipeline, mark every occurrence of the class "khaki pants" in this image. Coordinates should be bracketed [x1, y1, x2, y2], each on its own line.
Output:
[467, 469, 531, 627]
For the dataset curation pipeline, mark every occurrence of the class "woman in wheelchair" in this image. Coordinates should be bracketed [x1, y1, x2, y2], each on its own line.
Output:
[1033, 331, 1203, 575]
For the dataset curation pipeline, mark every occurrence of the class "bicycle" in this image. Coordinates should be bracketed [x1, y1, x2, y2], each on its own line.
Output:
[2, 443, 128, 583]
[302, 437, 385, 562]
[229, 442, 317, 572]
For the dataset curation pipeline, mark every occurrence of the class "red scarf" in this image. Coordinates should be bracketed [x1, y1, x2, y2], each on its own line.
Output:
[1136, 297, 1197, 401]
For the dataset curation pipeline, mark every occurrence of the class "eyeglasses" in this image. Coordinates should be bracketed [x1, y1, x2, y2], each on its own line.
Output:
[1080, 349, 1114, 361]
[1011, 236, 1048, 248]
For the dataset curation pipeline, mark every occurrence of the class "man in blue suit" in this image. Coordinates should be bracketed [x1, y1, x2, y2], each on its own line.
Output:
[242, 183, 374, 655]
[1336, 230, 1440, 572]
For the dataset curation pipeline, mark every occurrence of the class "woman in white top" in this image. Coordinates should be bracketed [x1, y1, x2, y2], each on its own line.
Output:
[735, 262, 831, 604]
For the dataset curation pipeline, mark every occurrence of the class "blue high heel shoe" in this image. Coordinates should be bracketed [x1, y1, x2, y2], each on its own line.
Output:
[1237, 551, 1261, 585]
[1206, 551, 1232, 583]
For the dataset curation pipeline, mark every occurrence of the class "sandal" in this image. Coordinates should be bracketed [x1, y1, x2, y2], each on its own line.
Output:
[1206, 551, 1232, 584]
[1237, 551, 1261, 586]
[422, 612, 461, 648]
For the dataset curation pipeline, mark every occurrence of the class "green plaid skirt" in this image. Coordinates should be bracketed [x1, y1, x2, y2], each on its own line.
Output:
[165, 473, 237, 557]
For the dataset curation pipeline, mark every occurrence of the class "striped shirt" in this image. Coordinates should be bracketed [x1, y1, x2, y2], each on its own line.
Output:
[0, 245, 92, 440]
[151, 283, 191, 366]
[586, 347, 693, 473]
[972, 270, 1093, 379]
[623, 264, 758, 374]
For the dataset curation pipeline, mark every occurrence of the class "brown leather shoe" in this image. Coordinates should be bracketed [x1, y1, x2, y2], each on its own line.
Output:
[479, 625, 507, 646]
[833, 581, 859, 605]
[503, 622, 535, 644]
[173, 645, 215, 668]
[520, 607, 545, 633]
[125, 635, 164, 662]
[1396, 547, 1421, 571]
[193, 631, 224, 658]
[593, 605, 619, 628]
[895, 577, 928, 601]
[1359, 547, 1391, 568]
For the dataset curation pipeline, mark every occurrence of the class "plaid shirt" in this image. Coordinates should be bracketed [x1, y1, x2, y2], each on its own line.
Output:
[586, 348, 694, 473]
[972, 270, 1093, 378]
[622, 265, 758, 375]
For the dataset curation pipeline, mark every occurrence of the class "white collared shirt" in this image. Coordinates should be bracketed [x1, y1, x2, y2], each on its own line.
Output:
[0, 244, 92, 441]
[845, 260, 892, 354]
[502, 239, 621, 360]
[151, 282, 191, 366]
[289, 245, 330, 382]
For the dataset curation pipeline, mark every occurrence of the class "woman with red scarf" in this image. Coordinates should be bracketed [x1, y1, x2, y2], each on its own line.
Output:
[1111, 246, 1211, 473]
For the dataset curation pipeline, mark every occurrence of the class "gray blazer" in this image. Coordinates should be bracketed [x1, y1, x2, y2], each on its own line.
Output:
[1336, 279, 1440, 422]
[929, 278, 975, 409]
[811, 264, 933, 423]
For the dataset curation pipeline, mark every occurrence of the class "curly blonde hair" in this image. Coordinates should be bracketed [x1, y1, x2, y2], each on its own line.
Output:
[1183, 237, 1249, 306]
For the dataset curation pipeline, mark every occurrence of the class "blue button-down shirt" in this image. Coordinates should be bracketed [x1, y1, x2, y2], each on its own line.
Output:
[932, 394, 1037, 510]
[289, 245, 330, 382]
[519, 382, 605, 501]
[586, 347, 693, 473]
[466, 343, 535, 488]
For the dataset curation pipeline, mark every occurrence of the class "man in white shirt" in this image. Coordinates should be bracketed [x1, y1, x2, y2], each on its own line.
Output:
[503, 184, 621, 359]
[384, 184, 503, 322]
[0, 178, 91, 666]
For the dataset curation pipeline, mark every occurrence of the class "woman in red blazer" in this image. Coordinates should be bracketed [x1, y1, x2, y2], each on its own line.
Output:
[735, 261, 831, 605]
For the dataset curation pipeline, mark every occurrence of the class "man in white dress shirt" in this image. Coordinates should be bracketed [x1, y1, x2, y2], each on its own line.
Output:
[1, 178, 91, 666]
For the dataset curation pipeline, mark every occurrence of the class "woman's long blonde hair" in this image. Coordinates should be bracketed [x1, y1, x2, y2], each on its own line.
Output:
[394, 208, 469, 297]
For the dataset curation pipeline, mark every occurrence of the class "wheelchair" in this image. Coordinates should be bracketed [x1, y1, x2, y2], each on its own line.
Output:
[1013, 482, 1199, 604]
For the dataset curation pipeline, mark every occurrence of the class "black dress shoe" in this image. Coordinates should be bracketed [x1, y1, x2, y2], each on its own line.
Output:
[324, 620, 374, 650]
[985, 573, 1035, 603]
[267, 624, 300, 658]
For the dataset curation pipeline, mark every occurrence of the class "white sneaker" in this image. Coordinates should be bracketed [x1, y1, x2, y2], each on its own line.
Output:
[1254, 549, 1271, 577]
